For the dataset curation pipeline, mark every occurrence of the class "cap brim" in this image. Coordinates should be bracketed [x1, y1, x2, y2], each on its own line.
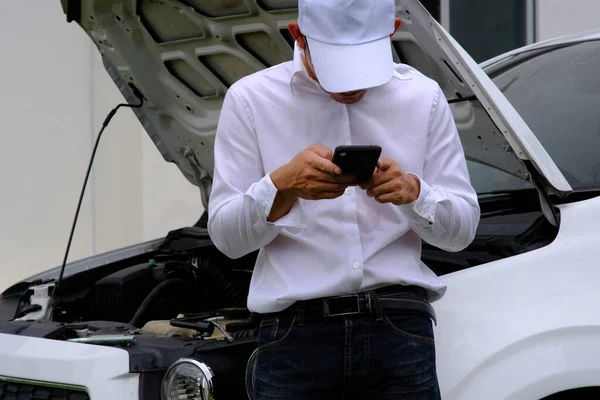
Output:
[306, 36, 394, 93]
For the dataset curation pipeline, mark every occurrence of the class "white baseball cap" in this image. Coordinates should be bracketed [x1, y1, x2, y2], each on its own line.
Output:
[298, 0, 397, 93]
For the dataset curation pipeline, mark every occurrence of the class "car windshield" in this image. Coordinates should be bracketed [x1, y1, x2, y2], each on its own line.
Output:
[468, 39, 600, 195]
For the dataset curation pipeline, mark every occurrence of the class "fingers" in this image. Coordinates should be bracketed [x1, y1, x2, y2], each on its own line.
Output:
[309, 153, 342, 175]
[377, 158, 394, 171]
[360, 159, 401, 190]
[359, 171, 393, 191]
[366, 180, 397, 198]
[316, 173, 355, 184]
[369, 176, 418, 205]
[358, 180, 371, 191]
[308, 144, 333, 161]
[374, 192, 397, 204]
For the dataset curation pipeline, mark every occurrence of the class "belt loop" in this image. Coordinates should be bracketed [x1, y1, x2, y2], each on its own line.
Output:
[367, 291, 384, 321]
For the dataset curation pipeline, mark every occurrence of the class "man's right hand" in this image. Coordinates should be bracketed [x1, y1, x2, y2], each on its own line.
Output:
[270, 144, 355, 201]
[267, 145, 354, 223]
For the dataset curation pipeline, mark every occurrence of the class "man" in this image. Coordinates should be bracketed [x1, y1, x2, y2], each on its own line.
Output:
[208, 0, 480, 398]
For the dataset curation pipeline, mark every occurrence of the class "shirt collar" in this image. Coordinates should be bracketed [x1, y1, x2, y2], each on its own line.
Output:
[290, 42, 318, 95]
[393, 68, 412, 81]
[289, 41, 412, 95]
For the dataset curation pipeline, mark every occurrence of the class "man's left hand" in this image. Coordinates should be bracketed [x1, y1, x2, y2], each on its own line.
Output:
[359, 158, 420, 205]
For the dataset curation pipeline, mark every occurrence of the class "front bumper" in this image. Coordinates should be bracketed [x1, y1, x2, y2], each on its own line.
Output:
[0, 333, 139, 399]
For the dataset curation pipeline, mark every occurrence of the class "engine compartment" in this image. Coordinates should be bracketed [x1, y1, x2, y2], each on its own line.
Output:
[0, 193, 561, 400]
[63, 256, 246, 327]
[1, 227, 258, 348]
[3, 185, 563, 342]
[4, 189, 559, 333]
[40, 226, 253, 328]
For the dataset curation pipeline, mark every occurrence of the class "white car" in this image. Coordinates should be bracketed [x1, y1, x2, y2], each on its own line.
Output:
[1, 0, 598, 399]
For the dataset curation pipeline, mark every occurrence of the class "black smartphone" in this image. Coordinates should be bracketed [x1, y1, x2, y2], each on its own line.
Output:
[332, 145, 382, 183]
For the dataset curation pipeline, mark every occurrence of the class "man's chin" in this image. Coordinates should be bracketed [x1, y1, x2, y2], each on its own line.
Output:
[329, 90, 368, 104]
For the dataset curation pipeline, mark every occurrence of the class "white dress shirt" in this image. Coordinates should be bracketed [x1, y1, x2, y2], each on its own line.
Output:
[208, 44, 480, 314]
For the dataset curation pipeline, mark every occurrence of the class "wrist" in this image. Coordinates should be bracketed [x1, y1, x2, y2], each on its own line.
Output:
[268, 166, 298, 223]
[270, 165, 297, 201]
[407, 174, 421, 204]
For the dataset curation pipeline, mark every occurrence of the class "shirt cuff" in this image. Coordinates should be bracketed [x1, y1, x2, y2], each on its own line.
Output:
[249, 174, 307, 232]
[398, 173, 439, 227]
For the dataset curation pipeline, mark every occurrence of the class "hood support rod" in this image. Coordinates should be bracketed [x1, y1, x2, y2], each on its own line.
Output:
[182, 147, 212, 212]
[527, 161, 559, 227]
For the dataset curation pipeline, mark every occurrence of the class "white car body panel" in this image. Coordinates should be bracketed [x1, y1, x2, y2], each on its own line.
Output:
[0, 333, 138, 398]
[435, 194, 600, 399]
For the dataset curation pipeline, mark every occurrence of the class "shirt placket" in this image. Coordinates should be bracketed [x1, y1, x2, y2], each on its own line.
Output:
[340, 105, 364, 290]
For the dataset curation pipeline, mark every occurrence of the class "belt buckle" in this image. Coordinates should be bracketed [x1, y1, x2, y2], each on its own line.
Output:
[323, 294, 361, 317]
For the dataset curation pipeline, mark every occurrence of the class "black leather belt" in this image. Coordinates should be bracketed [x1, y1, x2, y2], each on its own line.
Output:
[278, 285, 436, 324]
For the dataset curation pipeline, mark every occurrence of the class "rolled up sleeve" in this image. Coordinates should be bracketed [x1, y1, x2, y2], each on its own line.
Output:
[208, 86, 305, 259]
[399, 86, 480, 252]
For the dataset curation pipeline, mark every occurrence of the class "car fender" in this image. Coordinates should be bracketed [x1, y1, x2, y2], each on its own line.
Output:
[433, 195, 600, 400]
[442, 326, 600, 400]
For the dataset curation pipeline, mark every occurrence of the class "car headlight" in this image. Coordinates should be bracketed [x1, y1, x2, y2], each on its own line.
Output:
[161, 358, 215, 400]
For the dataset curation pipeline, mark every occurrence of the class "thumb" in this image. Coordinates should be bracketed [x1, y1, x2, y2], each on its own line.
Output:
[377, 158, 394, 171]
[308, 144, 333, 160]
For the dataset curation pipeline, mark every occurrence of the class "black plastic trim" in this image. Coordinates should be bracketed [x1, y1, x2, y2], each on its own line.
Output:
[138, 372, 163, 400]
[65, 0, 82, 23]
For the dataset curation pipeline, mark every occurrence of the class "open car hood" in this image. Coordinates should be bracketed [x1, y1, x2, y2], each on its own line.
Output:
[61, 0, 572, 209]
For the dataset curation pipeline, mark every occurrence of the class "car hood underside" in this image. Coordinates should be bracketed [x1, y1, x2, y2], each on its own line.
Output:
[61, 0, 572, 209]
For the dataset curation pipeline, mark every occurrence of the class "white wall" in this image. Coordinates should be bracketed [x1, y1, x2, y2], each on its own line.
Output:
[141, 133, 204, 242]
[0, 1, 202, 291]
[537, 0, 600, 41]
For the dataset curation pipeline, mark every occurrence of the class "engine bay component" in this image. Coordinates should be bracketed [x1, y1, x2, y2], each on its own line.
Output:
[85, 263, 157, 322]
[129, 278, 197, 328]
[169, 315, 215, 335]
[205, 317, 234, 343]
[15, 283, 55, 321]
[68, 334, 136, 346]
[141, 319, 197, 338]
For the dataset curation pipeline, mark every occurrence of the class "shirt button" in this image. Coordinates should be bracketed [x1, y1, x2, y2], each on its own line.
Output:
[348, 230, 356, 237]
[345, 188, 353, 195]
[353, 261, 361, 269]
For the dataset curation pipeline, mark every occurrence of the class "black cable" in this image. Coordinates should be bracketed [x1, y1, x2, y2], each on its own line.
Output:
[129, 278, 192, 328]
[52, 92, 144, 307]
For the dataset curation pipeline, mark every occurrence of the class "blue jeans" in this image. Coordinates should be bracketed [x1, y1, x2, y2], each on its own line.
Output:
[249, 311, 441, 399]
